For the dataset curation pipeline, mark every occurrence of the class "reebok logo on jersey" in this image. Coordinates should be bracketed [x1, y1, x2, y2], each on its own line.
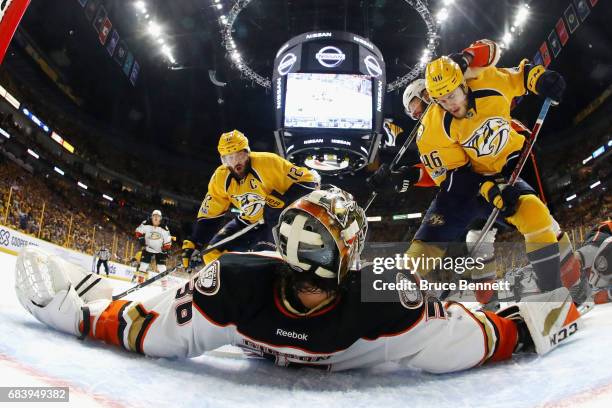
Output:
[276, 329, 308, 341]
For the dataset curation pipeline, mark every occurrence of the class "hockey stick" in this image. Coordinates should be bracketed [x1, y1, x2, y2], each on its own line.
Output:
[438, 98, 553, 302]
[470, 98, 553, 255]
[112, 219, 264, 300]
[363, 104, 431, 212]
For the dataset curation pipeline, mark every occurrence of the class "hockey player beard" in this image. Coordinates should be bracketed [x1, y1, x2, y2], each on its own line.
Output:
[228, 157, 251, 179]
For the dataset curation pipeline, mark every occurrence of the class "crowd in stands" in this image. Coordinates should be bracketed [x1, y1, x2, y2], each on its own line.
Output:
[0, 159, 138, 262]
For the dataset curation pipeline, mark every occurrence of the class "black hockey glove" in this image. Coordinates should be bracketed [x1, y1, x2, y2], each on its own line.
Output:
[448, 52, 470, 73]
[366, 163, 391, 193]
[479, 179, 521, 217]
[535, 70, 566, 104]
[367, 164, 420, 194]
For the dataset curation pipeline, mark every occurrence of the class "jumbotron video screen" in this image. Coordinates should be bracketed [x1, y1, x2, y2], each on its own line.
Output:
[283, 73, 373, 130]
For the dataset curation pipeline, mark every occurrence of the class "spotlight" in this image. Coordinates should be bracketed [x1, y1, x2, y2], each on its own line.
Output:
[148, 21, 162, 37]
[436, 8, 449, 23]
[134, 1, 146, 13]
[502, 32, 513, 46]
[514, 4, 530, 27]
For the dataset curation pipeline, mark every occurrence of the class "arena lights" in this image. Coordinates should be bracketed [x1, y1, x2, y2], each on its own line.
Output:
[132, 2, 176, 65]
[148, 21, 162, 37]
[503, 4, 530, 49]
[565, 194, 577, 202]
[102, 194, 114, 202]
[22, 107, 50, 133]
[367, 216, 382, 222]
[513, 4, 530, 27]
[53, 166, 65, 176]
[419, 49, 432, 67]
[0, 84, 20, 109]
[592, 146, 605, 158]
[590, 180, 602, 189]
[27, 149, 39, 159]
[392, 213, 422, 220]
[134, 1, 146, 13]
[0, 127, 10, 138]
[436, 7, 449, 23]
[217, 0, 438, 92]
[77, 181, 88, 190]
[51, 131, 75, 154]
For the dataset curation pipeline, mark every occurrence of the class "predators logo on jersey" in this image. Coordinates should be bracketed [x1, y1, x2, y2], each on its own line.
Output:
[461, 117, 510, 158]
[231, 192, 266, 218]
[197, 151, 317, 224]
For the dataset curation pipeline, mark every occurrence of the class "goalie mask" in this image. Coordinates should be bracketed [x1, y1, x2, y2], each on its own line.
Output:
[273, 187, 367, 290]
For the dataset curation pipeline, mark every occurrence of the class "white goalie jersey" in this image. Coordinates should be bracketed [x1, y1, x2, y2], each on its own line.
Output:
[15, 249, 581, 373]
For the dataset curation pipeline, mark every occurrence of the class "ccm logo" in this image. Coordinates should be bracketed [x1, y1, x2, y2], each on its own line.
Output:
[276, 329, 308, 341]
[550, 322, 579, 346]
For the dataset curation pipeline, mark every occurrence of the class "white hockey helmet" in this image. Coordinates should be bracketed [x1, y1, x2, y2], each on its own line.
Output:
[402, 78, 429, 120]
[152, 210, 162, 217]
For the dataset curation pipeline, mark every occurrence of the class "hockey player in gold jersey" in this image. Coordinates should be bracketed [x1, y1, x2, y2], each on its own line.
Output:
[182, 130, 318, 268]
[401, 50, 566, 295]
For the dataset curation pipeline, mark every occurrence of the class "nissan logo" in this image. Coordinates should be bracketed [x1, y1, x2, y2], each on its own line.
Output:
[0, 229, 9, 246]
[277, 53, 297, 75]
[364, 55, 382, 77]
[315, 46, 346, 68]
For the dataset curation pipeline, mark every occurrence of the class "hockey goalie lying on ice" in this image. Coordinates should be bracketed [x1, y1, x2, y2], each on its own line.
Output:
[15, 187, 582, 373]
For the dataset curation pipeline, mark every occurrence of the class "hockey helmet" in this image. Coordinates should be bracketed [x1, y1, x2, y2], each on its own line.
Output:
[425, 56, 465, 99]
[152, 210, 162, 217]
[273, 186, 367, 290]
[218, 130, 249, 156]
[402, 79, 429, 119]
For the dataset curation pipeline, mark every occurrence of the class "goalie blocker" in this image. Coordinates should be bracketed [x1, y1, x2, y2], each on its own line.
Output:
[14, 187, 582, 372]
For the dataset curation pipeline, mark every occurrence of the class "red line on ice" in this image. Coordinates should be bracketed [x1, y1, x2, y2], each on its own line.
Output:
[0, 352, 128, 408]
[541, 381, 612, 407]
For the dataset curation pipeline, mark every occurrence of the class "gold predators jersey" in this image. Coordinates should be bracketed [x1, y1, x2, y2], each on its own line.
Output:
[417, 60, 534, 185]
[198, 151, 316, 223]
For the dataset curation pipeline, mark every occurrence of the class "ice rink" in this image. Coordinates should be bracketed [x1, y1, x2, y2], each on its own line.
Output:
[1, 249, 612, 408]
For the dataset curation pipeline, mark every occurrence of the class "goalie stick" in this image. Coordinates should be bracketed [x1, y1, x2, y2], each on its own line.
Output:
[112, 219, 264, 300]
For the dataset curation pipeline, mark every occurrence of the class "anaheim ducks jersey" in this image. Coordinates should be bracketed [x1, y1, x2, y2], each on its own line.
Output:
[135, 221, 172, 254]
[78, 252, 510, 373]
[198, 152, 317, 224]
[417, 60, 534, 185]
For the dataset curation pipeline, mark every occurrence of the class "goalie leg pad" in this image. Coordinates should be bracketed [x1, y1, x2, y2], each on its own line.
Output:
[517, 287, 582, 355]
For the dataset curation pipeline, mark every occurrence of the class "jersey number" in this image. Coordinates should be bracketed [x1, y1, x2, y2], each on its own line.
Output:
[288, 166, 304, 181]
[174, 280, 194, 325]
[420, 151, 442, 169]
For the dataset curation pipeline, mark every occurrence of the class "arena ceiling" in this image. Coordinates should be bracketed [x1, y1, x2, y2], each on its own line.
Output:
[6, 0, 612, 168]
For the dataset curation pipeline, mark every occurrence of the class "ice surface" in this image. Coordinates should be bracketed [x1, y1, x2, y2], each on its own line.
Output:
[1, 250, 611, 408]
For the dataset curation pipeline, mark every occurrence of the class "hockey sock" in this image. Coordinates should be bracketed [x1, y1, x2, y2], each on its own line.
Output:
[506, 195, 562, 292]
